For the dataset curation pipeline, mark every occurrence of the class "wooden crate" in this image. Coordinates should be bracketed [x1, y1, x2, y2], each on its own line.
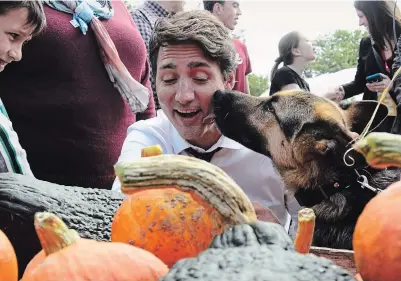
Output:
[310, 246, 357, 275]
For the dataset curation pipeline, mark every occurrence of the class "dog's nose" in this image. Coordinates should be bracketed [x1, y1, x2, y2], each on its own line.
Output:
[212, 90, 225, 104]
[212, 90, 231, 114]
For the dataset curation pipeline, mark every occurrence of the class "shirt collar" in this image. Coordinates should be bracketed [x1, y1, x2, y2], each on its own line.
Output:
[143, 1, 169, 18]
[156, 110, 243, 154]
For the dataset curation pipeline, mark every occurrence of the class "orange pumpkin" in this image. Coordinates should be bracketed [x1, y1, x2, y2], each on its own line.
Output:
[112, 153, 257, 268]
[353, 181, 401, 281]
[22, 212, 169, 281]
[112, 186, 225, 267]
[0, 229, 18, 281]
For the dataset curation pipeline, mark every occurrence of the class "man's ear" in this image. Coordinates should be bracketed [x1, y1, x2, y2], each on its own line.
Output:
[339, 100, 389, 134]
[213, 2, 223, 15]
[224, 71, 236, 90]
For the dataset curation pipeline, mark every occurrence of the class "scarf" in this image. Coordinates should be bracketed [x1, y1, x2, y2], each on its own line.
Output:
[44, 0, 150, 113]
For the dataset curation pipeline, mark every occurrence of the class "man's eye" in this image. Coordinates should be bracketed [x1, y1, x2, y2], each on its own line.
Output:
[163, 78, 176, 84]
[194, 77, 208, 83]
[8, 33, 19, 40]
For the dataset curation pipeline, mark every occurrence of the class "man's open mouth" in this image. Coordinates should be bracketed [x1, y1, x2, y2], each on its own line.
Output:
[174, 109, 201, 118]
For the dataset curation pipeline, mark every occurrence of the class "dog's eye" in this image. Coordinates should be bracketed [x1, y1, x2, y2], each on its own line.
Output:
[262, 101, 275, 112]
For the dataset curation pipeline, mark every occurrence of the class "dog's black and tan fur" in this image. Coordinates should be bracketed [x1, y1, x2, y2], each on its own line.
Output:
[212, 89, 400, 250]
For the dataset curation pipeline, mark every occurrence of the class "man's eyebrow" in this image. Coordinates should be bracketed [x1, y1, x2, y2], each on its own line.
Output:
[188, 61, 211, 68]
[159, 62, 176, 70]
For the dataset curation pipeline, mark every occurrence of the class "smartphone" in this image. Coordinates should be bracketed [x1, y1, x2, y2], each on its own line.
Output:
[366, 73, 383, 83]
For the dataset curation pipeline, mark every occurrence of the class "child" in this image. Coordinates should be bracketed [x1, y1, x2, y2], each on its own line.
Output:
[0, 1, 46, 175]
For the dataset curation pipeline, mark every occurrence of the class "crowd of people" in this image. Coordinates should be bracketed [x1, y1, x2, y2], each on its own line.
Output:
[1, 0, 400, 235]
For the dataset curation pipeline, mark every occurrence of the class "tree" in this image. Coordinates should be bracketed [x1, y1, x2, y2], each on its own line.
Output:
[248, 73, 269, 97]
[307, 29, 368, 77]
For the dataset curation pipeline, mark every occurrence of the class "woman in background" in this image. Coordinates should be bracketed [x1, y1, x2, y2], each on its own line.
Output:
[331, 0, 401, 132]
[0, 0, 155, 189]
[269, 31, 316, 95]
[0, 1, 46, 176]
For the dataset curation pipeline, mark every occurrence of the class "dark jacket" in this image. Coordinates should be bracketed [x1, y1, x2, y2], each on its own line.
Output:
[342, 36, 397, 101]
[389, 34, 401, 134]
[342, 35, 401, 133]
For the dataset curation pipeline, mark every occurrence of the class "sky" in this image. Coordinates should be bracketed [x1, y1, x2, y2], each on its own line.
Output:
[184, 0, 363, 77]
[130, 0, 401, 77]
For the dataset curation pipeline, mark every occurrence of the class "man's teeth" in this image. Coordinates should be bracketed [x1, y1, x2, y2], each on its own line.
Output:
[177, 109, 198, 113]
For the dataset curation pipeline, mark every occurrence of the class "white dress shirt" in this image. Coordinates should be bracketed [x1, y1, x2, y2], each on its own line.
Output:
[112, 110, 301, 232]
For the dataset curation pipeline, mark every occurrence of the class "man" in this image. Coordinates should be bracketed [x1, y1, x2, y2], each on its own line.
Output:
[203, 0, 252, 95]
[112, 10, 300, 233]
[131, 0, 185, 110]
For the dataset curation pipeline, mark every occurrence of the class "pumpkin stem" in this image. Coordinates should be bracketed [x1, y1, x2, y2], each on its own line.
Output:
[294, 208, 315, 254]
[34, 212, 80, 256]
[141, 145, 163, 157]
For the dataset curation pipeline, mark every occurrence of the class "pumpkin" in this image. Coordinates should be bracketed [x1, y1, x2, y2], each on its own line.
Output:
[0, 229, 18, 281]
[112, 153, 257, 268]
[21, 212, 169, 281]
[353, 181, 401, 281]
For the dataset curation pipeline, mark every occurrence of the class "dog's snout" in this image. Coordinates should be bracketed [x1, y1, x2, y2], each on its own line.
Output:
[212, 90, 229, 109]
[212, 90, 231, 114]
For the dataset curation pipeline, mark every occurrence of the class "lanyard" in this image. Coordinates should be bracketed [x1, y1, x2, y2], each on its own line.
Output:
[381, 50, 391, 73]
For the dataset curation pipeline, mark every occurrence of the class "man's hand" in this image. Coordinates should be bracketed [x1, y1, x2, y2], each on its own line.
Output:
[366, 73, 393, 93]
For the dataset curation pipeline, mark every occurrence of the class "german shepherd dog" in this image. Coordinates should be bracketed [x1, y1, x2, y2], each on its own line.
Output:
[212, 89, 400, 250]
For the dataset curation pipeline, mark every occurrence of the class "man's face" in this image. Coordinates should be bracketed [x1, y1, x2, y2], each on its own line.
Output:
[168, 0, 185, 13]
[215, 1, 241, 30]
[0, 8, 35, 72]
[156, 44, 234, 147]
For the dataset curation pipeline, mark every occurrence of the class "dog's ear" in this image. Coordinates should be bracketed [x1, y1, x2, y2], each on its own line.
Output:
[339, 100, 389, 134]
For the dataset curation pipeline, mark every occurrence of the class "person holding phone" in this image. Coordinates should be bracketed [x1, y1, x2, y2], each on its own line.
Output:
[326, 1, 401, 132]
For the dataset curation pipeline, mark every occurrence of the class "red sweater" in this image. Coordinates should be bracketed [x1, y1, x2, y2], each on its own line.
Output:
[232, 39, 252, 94]
[0, 1, 155, 189]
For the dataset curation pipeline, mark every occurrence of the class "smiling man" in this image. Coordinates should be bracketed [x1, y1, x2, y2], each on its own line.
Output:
[111, 10, 300, 234]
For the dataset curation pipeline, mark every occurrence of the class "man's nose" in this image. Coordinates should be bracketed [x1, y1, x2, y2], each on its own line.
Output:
[175, 80, 195, 103]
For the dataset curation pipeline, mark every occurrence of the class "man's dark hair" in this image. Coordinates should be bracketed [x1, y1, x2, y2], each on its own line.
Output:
[149, 10, 239, 80]
[203, 1, 225, 12]
[0, 1, 46, 36]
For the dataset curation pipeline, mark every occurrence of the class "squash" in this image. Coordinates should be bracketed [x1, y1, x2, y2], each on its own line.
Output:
[21, 212, 169, 281]
[160, 221, 356, 280]
[353, 132, 401, 169]
[0, 229, 18, 281]
[353, 181, 401, 281]
[0, 173, 126, 276]
[111, 154, 257, 267]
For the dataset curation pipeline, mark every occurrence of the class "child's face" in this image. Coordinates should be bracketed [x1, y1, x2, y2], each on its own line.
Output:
[0, 8, 35, 72]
